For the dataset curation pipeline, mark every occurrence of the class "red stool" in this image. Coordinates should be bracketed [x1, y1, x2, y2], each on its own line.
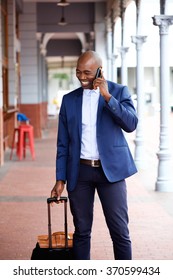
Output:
[10, 128, 20, 160]
[10, 124, 35, 160]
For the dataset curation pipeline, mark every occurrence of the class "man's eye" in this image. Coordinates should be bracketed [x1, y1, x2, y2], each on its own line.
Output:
[76, 71, 91, 76]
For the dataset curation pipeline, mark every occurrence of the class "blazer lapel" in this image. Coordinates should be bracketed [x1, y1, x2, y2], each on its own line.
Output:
[75, 88, 83, 139]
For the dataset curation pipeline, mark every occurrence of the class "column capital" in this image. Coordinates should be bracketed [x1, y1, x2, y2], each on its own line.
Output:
[112, 54, 118, 64]
[131, 35, 147, 50]
[152, 15, 173, 35]
[117, 47, 129, 55]
[117, 47, 129, 60]
[106, 16, 112, 32]
[112, 54, 118, 60]
[40, 44, 47, 56]
[131, 35, 147, 45]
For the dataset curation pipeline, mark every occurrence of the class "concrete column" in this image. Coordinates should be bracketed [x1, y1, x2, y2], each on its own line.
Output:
[94, 3, 107, 76]
[37, 42, 48, 129]
[111, 18, 116, 82]
[40, 44, 47, 102]
[152, 15, 173, 192]
[106, 25, 112, 81]
[118, 47, 129, 86]
[131, 35, 147, 170]
[118, 1, 129, 86]
[94, 22, 107, 76]
[112, 54, 118, 83]
[37, 42, 43, 104]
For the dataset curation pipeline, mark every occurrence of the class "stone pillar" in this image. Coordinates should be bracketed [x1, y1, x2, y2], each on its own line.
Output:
[118, 47, 129, 86]
[38, 42, 47, 103]
[111, 16, 115, 82]
[131, 35, 147, 170]
[40, 47, 47, 103]
[39, 44, 48, 128]
[112, 54, 118, 83]
[152, 15, 173, 192]
[94, 24, 107, 75]
[118, 1, 129, 86]
[37, 42, 42, 104]
[106, 23, 112, 81]
[94, 3, 107, 76]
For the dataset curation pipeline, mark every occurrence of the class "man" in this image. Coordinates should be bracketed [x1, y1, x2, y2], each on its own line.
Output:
[51, 50, 138, 260]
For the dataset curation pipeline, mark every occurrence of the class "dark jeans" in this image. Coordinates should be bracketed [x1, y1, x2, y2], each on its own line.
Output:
[68, 163, 132, 260]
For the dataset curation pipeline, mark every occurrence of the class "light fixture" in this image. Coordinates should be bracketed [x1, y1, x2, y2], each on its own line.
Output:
[57, 0, 70, 6]
[58, 7, 68, 26]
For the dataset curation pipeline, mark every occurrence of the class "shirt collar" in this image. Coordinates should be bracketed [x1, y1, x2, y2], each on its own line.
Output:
[83, 88, 100, 96]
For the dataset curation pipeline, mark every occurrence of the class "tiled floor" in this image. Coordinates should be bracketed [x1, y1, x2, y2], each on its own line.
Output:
[0, 113, 173, 260]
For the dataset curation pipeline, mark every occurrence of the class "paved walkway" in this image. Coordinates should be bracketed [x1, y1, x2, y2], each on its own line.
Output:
[0, 113, 173, 260]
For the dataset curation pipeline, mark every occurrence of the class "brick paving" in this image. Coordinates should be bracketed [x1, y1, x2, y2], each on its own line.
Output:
[0, 113, 173, 260]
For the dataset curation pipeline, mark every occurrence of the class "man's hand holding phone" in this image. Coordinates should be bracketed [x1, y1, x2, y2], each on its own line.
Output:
[93, 67, 111, 103]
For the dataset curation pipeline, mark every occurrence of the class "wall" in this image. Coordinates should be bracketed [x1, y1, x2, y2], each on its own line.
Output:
[0, 5, 3, 165]
[19, 2, 47, 138]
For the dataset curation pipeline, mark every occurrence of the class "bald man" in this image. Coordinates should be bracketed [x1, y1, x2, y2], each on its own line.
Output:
[51, 50, 138, 260]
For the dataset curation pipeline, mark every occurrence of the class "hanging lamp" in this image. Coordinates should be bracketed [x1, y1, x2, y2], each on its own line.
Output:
[58, 7, 68, 26]
[57, 0, 70, 6]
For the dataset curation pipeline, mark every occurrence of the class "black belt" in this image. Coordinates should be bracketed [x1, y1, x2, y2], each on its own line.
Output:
[80, 159, 101, 167]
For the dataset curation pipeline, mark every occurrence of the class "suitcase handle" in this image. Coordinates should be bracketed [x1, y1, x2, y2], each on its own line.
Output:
[47, 196, 69, 249]
[47, 196, 68, 204]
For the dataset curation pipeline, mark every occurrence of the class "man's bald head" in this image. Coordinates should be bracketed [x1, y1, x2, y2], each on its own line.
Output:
[77, 51, 102, 68]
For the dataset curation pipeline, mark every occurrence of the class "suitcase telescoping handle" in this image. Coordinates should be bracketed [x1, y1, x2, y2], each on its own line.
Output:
[47, 196, 68, 204]
[47, 196, 68, 249]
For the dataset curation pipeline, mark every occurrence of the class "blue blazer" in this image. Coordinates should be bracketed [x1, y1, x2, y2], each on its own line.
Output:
[56, 81, 138, 191]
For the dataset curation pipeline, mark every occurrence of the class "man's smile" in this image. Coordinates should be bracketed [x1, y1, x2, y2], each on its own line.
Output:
[80, 80, 90, 87]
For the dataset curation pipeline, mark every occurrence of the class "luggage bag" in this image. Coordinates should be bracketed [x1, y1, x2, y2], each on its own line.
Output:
[31, 196, 74, 260]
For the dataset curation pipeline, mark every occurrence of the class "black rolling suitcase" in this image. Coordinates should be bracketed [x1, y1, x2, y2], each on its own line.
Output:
[31, 196, 74, 260]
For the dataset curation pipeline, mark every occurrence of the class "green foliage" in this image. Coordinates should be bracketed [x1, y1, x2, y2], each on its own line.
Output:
[52, 73, 69, 80]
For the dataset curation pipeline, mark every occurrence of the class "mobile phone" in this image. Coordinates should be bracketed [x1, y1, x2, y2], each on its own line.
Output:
[95, 68, 102, 78]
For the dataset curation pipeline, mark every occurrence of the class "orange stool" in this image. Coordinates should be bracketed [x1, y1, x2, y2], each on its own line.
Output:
[10, 128, 20, 160]
[10, 124, 35, 160]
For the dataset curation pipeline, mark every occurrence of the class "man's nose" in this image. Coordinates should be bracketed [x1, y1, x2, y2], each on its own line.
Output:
[80, 72, 87, 79]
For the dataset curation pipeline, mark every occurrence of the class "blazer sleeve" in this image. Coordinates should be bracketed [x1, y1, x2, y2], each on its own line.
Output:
[105, 85, 138, 132]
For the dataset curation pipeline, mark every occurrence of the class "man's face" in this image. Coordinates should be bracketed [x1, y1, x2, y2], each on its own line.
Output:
[76, 58, 99, 89]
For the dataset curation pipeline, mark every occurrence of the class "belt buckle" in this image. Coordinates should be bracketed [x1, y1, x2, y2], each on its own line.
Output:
[91, 160, 99, 167]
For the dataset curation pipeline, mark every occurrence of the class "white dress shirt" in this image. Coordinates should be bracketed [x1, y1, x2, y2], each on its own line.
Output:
[80, 88, 100, 160]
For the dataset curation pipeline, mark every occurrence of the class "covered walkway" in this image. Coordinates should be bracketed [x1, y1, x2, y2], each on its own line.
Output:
[0, 114, 173, 260]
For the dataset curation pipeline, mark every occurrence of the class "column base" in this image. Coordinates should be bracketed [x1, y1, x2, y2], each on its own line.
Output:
[155, 179, 173, 192]
[134, 159, 146, 171]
